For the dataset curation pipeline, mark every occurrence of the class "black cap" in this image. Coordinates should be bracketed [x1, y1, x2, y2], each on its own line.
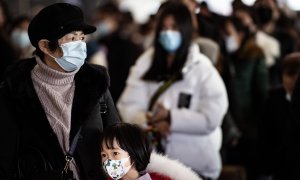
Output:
[28, 3, 96, 47]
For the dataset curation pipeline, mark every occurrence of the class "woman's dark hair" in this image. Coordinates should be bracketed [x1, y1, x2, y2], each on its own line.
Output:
[254, 5, 273, 28]
[35, 40, 59, 60]
[142, 1, 193, 81]
[281, 53, 300, 77]
[9, 15, 31, 34]
[96, 1, 120, 16]
[100, 123, 151, 173]
[230, 15, 251, 38]
[0, 0, 12, 31]
[96, 1, 121, 23]
[227, 15, 252, 51]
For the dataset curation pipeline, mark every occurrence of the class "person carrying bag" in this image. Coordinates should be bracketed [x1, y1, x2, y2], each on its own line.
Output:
[0, 3, 120, 180]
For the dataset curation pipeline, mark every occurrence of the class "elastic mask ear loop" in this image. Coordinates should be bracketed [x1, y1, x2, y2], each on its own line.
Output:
[48, 47, 64, 61]
[124, 156, 133, 172]
[48, 52, 57, 60]
[46, 40, 62, 60]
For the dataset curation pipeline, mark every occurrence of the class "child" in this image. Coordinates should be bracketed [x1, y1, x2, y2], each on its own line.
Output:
[100, 123, 201, 180]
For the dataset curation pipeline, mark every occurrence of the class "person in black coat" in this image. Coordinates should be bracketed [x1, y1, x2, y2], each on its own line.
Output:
[0, 3, 120, 180]
[258, 52, 300, 180]
[277, 52, 300, 180]
[93, 2, 143, 103]
[0, 0, 17, 83]
[0, 32, 18, 83]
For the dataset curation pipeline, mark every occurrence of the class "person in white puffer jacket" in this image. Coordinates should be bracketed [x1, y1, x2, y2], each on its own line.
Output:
[117, 1, 228, 179]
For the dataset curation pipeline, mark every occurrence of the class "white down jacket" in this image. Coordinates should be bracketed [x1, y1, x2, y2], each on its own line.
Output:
[117, 44, 228, 179]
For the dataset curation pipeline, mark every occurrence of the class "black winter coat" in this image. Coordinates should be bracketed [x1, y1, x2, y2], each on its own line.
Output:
[0, 58, 120, 180]
[257, 87, 291, 178]
[275, 76, 300, 180]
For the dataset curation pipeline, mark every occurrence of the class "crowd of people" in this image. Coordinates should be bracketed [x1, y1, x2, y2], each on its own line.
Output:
[1, 0, 300, 179]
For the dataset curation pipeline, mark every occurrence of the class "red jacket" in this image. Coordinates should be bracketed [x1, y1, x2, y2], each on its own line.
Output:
[149, 172, 171, 180]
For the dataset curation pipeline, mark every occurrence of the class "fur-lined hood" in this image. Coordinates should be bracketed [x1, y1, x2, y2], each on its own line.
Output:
[147, 152, 202, 180]
[237, 37, 264, 60]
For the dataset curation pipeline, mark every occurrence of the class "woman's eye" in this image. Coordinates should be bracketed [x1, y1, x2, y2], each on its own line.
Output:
[72, 37, 75, 41]
[113, 152, 119, 156]
[80, 36, 85, 40]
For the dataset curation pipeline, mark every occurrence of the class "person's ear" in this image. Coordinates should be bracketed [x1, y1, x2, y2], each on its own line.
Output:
[38, 39, 51, 54]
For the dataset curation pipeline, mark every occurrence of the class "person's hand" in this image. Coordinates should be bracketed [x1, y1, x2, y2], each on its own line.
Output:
[146, 103, 171, 137]
[153, 120, 170, 138]
[146, 103, 170, 125]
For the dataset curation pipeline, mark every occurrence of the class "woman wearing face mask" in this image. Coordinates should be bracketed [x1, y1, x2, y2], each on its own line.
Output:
[117, 2, 228, 180]
[101, 123, 201, 180]
[9, 15, 35, 59]
[0, 3, 120, 180]
[221, 16, 268, 179]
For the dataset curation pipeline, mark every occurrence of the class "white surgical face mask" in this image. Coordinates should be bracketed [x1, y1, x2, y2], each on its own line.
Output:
[11, 30, 31, 49]
[103, 156, 132, 180]
[225, 36, 239, 53]
[49, 41, 87, 72]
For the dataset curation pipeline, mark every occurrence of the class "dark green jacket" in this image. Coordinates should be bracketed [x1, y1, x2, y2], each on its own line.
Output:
[230, 38, 269, 138]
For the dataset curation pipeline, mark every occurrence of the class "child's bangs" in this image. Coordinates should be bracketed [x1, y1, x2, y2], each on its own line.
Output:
[102, 135, 120, 150]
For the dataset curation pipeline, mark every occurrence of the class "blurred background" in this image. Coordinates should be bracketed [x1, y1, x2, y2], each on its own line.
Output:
[3, 0, 300, 24]
[2, 0, 300, 179]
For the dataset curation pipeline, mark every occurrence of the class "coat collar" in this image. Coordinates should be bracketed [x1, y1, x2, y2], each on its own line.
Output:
[5, 57, 109, 145]
[181, 43, 202, 75]
[70, 60, 109, 138]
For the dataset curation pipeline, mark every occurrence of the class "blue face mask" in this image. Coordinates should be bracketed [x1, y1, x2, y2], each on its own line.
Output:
[11, 30, 31, 49]
[96, 21, 112, 38]
[159, 30, 182, 53]
[49, 41, 87, 72]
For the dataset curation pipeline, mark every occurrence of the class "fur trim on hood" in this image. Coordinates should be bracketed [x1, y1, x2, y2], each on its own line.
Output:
[238, 38, 264, 60]
[147, 152, 202, 180]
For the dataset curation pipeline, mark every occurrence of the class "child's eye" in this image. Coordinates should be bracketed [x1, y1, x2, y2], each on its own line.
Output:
[80, 36, 85, 40]
[113, 152, 119, 156]
[101, 153, 107, 158]
[72, 37, 75, 41]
